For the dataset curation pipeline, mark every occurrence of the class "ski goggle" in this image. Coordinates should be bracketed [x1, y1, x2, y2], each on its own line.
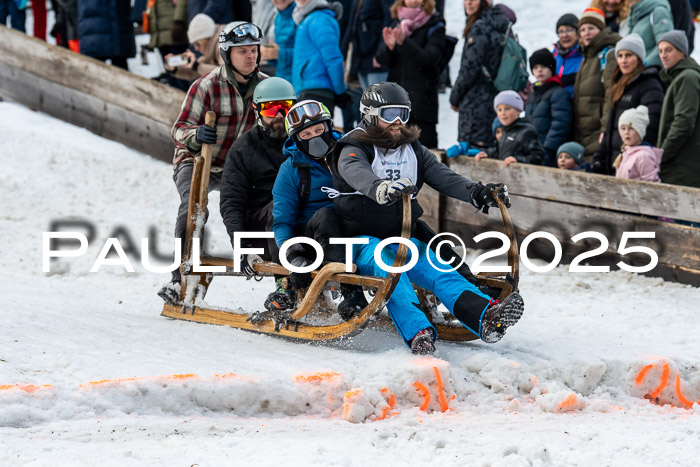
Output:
[367, 105, 411, 124]
[257, 100, 294, 118]
[220, 23, 262, 46]
[285, 101, 330, 130]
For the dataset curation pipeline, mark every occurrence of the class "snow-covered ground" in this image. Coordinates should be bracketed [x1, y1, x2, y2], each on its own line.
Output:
[2, 1, 700, 465]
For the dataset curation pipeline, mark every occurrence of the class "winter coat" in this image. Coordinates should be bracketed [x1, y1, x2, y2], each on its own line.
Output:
[271, 131, 343, 248]
[667, 0, 695, 54]
[573, 28, 620, 161]
[614, 143, 662, 182]
[77, 0, 135, 58]
[273, 2, 296, 83]
[552, 43, 583, 98]
[173, 24, 225, 82]
[171, 66, 265, 168]
[292, 6, 346, 95]
[186, 0, 234, 23]
[220, 125, 288, 244]
[525, 76, 572, 163]
[375, 14, 445, 125]
[628, 0, 673, 67]
[658, 57, 700, 188]
[593, 68, 665, 175]
[342, 0, 393, 75]
[331, 127, 482, 239]
[485, 117, 546, 165]
[449, 6, 510, 146]
[147, 0, 188, 49]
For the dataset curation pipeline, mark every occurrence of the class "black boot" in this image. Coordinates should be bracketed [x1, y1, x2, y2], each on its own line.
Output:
[157, 281, 181, 305]
[480, 292, 525, 343]
[410, 328, 436, 355]
[337, 284, 368, 321]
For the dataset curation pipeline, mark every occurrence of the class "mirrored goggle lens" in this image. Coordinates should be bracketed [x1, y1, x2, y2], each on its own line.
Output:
[286, 102, 324, 128]
[378, 106, 410, 124]
[230, 23, 261, 41]
[258, 100, 294, 117]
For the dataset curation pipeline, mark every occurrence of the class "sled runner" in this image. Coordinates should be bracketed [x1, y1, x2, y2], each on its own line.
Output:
[160, 112, 519, 342]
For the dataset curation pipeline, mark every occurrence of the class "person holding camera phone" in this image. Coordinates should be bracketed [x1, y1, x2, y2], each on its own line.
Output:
[164, 13, 226, 82]
[159, 21, 268, 305]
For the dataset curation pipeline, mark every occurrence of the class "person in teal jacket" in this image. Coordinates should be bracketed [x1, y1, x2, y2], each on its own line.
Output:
[262, 0, 296, 83]
[628, 0, 673, 66]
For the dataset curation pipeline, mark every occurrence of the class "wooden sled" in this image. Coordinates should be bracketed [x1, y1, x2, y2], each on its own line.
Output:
[161, 112, 519, 343]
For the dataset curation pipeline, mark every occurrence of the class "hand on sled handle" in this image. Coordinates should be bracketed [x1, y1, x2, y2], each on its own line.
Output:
[470, 182, 510, 214]
[196, 124, 217, 145]
[240, 253, 262, 276]
[376, 178, 417, 205]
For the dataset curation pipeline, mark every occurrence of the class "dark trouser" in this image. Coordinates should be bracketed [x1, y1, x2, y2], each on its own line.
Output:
[411, 119, 438, 149]
[298, 89, 335, 119]
[243, 200, 280, 263]
[159, 44, 190, 91]
[172, 162, 222, 282]
[285, 207, 345, 265]
[0, 0, 26, 31]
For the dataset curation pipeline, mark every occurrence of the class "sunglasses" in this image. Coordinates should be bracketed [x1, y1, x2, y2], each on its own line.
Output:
[258, 100, 294, 118]
[367, 105, 411, 124]
[285, 101, 327, 129]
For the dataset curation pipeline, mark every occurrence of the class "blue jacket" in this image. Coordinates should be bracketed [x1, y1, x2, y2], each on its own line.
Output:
[552, 43, 583, 98]
[292, 8, 346, 95]
[77, 0, 135, 59]
[272, 131, 342, 248]
[525, 77, 573, 164]
[274, 2, 297, 83]
[186, 0, 234, 23]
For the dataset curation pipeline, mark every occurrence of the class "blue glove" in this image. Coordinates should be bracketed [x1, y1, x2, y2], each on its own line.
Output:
[466, 148, 481, 157]
[446, 142, 469, 158]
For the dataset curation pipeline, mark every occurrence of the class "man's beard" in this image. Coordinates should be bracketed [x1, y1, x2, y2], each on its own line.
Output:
[352, 123, 421, 149]
[264, 117, 287, 140]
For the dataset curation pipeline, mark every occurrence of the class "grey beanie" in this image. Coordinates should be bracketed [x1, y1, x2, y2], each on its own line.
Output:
[557, 141, 584, 164]
[615, 33, 646, 62]
[493, 90, 524, 112]
[658, 30, 689, 57]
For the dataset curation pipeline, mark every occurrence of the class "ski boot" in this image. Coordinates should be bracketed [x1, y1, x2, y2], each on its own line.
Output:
[410, 328, 436, 355]
[337, 284, 368, 321]
[480, 292, 524, 343]
[157, 281, 181, 305]
[264, 278, 296, 311]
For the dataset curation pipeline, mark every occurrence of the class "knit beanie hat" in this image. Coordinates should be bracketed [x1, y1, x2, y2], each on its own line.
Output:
[188, 14, 216, 44]
[493, 90, 524, 112]
[658, 30, 689, 57]
[529, 48, 556, 74]
[556, 13, 578, 31]
[557, 141, 584, 164]
[618, 105, 650, 141]
[578, 8, 605, 31]
[492, 116, 504, 134]
[615, 33, 646, 62]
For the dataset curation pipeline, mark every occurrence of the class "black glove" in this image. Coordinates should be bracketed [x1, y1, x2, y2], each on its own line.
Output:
[239, 254, 261, 276]
[288, 271, 312, 289]
[470, 182, 510, 214]
[590, 161, 606, 174]
[335, 91, 352, 109]
[376, 178, 418, 205]
[171, 20, 187, 43]
[196, 124, 217, 145]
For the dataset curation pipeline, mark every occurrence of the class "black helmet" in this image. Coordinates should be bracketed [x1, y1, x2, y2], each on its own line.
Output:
[360, 82, 412, 126]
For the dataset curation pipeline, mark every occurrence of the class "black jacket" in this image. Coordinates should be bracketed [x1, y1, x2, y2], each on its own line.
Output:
[449, 6, 510, 145]
[375, 14, 445, 124]
[593, 68, 665, 174]
[342, 0, 394, 75]
[219, 125, 288, 243]
[487, 117, 546, 165]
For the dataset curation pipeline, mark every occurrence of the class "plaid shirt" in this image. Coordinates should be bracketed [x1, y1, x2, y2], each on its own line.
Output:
[171, 66, 264, 168]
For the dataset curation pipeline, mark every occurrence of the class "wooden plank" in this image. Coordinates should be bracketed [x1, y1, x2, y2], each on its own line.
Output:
[0, 63, 174, 162]
[443, 194, 700, 286]
[0, 25, 184, 126]
[444, 156, 700, 223]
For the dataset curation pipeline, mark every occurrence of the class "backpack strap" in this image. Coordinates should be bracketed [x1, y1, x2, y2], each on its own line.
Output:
[426, 21, 445, 38]
[293, 163, 311, 208]
[598, 46, 613, 72]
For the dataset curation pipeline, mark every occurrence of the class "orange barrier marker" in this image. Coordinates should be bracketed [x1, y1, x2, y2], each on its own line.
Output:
[674, 374, 699, 409]
[648, 363, 670, 400]
[375, 388, 397, 421]
[295, 372, 341, 383]
[635, 364, 654, 385]
[557, 393, 579, 411]
[433, 367, 449, 413]
[0, 384, 53, 393]
[381, 388, 396, 408]
[413, 382, 431, 411]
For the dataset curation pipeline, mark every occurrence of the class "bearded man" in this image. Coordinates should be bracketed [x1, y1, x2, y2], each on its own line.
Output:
[219, 77, 297, 266]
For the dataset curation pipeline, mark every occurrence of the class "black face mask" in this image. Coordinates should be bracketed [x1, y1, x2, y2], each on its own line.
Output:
[297, 130, 333, 159]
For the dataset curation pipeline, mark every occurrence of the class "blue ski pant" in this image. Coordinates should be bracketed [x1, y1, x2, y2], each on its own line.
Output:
[352, 236, 493, 345]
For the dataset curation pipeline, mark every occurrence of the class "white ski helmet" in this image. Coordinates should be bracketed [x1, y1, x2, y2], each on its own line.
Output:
[219, 21, 263, 77]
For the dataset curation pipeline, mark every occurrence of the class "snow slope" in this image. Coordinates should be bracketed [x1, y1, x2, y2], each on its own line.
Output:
[2, 1, 700, 465]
